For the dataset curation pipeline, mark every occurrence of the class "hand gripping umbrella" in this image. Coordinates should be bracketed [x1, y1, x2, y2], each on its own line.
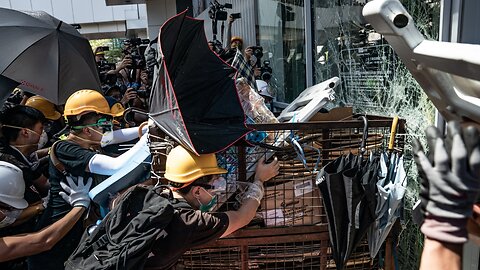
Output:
[0, 8, 101, 104]
[149, 11, 249, 155]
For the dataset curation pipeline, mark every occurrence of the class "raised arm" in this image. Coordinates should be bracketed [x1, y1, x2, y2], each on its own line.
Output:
[0, 176, 92, 262]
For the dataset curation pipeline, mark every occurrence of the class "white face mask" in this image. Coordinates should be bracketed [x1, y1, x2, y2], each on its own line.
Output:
[100, 131, 114, 148]
[37, 130, 48, 149]
[0, 209, 22, 228]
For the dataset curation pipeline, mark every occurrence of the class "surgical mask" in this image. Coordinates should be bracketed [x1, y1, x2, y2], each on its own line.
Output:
[198, 192, 218, 213]
[196, 177, 226, 212]
[2, 124, 43, 147]
[37, 130, 48, 149]
[0, 209, 22, 228]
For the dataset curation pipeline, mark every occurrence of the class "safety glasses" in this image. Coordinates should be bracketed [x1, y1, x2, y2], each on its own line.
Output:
[195, 176, 227, 195]
[71, 117, 113, 132]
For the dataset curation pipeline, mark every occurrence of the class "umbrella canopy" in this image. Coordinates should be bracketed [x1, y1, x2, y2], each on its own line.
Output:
[367, 152, 407, 258]
[0, 74, 19, 108]
[317, 152, 377, 270]
[0, 8, 101, 104]
[149, 11, 249, 155]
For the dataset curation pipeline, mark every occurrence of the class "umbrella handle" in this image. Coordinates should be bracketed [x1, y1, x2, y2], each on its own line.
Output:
[358, 115, 368, 156]
[388, 116, 399, 151]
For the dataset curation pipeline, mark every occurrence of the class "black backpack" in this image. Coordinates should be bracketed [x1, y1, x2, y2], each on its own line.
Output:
[65, 185, 175, 270]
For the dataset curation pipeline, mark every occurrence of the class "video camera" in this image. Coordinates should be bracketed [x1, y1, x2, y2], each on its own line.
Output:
[249, 46, 273, 81]
[209, 1, 232, 21]
[260, 60, 273, 81]
[123, 38, 150, 70]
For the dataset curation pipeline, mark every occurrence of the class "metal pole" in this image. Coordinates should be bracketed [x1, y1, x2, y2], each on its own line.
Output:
[304, 0, 314, 87]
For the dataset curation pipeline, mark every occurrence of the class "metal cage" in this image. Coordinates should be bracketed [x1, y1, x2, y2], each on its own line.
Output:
[160, 116, 405, 270]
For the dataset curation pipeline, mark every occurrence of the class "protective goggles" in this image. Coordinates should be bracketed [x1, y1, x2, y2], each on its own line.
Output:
[71, 117, 113, 132]
[194, 176, 227, 195]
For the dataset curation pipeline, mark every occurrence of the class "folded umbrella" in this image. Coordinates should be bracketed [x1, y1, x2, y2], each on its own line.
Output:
[367, 153, 407, 258]
[0, 8, 101, 104]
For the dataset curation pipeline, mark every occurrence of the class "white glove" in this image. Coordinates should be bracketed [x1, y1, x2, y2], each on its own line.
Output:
[59, 175, 93, 208]
[237, 180, 265, 204]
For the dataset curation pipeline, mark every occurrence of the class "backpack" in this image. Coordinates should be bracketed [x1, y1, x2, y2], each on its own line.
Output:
[65, 185, 175, 270]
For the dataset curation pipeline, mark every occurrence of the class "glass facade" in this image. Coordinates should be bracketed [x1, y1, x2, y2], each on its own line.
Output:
[255, 0, 306, 103]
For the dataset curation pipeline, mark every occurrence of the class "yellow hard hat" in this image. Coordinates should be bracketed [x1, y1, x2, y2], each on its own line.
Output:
[165, 145, 227, 185]
[231, 36, 243, 44]
[25, 96, 62, 121]
[64, 90, 111, 117]
[110, 102, 125, 117]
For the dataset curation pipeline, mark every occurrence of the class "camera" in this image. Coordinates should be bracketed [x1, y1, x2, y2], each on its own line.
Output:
[123, 38, 150, 70]
[209, 1, 232, 21]
[231, 13, 241, 19]
[124, 38, 150, 47]
[250, 46, 264, 60]
[260, 60, 273, 81]
[97, 60, 116, 85]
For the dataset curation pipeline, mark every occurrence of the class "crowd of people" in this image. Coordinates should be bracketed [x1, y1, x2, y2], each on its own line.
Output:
[0, 85, 280, 269]
[0, 31, 281, 269]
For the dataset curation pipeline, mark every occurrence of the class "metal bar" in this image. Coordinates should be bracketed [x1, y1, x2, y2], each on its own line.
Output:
[195, 231, 330, 249]
[241, 245, 249, 270]
[247, 119, 406, 131]
[304, 0, 314, 87]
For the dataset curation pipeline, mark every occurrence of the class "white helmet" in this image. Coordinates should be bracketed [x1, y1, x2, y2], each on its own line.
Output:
[256, 80, 274, 99]
[0, 161, 28, 209]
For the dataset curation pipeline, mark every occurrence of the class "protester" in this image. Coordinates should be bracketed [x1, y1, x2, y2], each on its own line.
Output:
[28, 89, 150, 270]
[414, 121, 480, 270]
[0, 105, 49, 204]
[0, 161, 91, 266]
[25, 95, 64, 147]
[143, 145, 279, 269]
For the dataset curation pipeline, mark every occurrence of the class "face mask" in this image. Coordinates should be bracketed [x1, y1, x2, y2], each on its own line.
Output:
[99, 131, 114, 147]
[37, 130, 48, 149]
[198, 193, 218, 213]
[2, 124, 43, 147]
[0, 209, 22, 228]
[88, 128, 114, 148]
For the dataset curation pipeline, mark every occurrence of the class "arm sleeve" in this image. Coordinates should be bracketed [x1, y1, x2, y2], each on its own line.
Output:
[88, 133, 150, 175]
[102, 126, 148, 146]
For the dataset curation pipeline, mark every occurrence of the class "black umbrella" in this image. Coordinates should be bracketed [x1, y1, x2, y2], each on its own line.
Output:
[316, 117, 378, 269]
[316, 153, 356, 269]
[149, 10, 249, 155]
[0, 8, 101, 104]
[0, 74, 19, 108]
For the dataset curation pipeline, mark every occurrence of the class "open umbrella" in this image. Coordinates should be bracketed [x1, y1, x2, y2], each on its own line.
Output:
[0, 8, 101, 104]
[149, 10, 249, 155]
[0, 74, 19, 108]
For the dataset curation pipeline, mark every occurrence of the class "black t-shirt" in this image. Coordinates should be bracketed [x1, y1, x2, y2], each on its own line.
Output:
[144, 200, 229, 270]
[0, 140, 42, 204]
[29, 140, 104, 270]
[42, 140, 99, 221]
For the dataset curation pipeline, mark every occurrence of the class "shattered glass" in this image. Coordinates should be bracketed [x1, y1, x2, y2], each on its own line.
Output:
[256, 0, 441, 268]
